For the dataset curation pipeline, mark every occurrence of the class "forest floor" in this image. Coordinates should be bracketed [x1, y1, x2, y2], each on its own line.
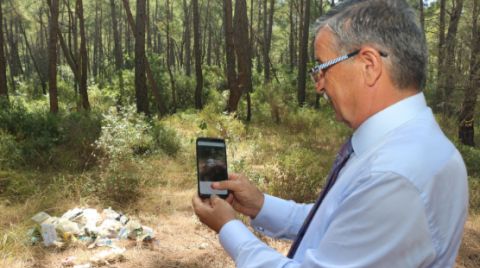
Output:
[13, 190, 291, 268]
[7, 179, 479, 268]
[0, 113, 478, 267]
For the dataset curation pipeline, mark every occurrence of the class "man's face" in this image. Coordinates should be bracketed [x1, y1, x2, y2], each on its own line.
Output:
[313, 28, 362, 128]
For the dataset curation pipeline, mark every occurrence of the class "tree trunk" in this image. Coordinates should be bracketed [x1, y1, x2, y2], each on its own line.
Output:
[256, 0, 262, 73]
[442, 0, 464, 116]
[224, 0, 238, 112]
[263, 0, 274, 83]
[111, 0, 124, 106]
[233, 0, 253, 115]
[458, 0, 479, 146]
[166, 0, 176, 112]
[123, 0, 167, 115]
[48, 0, 59, 113]
[183, 0, 191, 76]
[435, 0, 446, 111]
[419, 0, 425, 33]
[77, 0, 90, 110]
[19, 20, 46, 96]
[0, 0, 7, 101]
[134, 0, 149, 115]
[192, 0, 203, 109]
[297, 0, 310, 106]
[289, 0, 295, 72]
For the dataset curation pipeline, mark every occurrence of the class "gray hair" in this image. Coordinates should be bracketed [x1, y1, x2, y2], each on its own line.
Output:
[314, 0, 428, 90]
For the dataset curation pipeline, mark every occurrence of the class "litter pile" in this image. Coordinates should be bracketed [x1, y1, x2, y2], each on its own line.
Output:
[29, 207, 155, 267]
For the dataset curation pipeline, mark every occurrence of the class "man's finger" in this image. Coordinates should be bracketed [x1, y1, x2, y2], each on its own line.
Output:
[211, 179, 242, 191]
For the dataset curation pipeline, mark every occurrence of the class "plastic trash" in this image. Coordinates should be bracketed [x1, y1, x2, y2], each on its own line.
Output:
[62, 208, 83, 221]
[56, 218, 81, 235]
[40, 223, 58, 247]
[72, 264, 92, 268]
[32, 212, 51, 224]
[97, 219, 123, 238]
[81, 208, 100, 232]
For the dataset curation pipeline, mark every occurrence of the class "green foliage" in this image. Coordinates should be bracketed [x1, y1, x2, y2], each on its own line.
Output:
[0, 100, 102, 170]
[457, 144, 480, 178]
[95, 160, 144, 205]
[268, 147, 329, 202]
[469, 177, 480, 213]
[95, 106, 155, 160]
[0, 131, 21, 168]
[151, 121, 181, 157]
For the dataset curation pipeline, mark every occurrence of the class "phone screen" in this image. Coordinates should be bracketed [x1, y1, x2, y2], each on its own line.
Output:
[196, 138, 229, 198]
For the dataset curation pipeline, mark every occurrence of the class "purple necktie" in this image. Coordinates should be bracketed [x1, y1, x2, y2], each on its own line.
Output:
[287, 137, 354, 259]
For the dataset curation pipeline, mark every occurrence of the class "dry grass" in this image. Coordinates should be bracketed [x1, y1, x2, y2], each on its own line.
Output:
[0, 113, 479, 267]
[456, 214, 480, 268]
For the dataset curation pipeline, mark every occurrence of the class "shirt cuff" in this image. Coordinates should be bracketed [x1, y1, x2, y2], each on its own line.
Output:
[219, 219, 258, 261]
[251, 194, 291, 233]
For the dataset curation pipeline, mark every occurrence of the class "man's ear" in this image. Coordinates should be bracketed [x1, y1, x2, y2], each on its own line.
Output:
[359, 47, 383, 87]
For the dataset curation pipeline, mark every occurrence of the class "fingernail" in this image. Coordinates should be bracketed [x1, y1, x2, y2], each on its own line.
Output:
[211, 182, 218, 188]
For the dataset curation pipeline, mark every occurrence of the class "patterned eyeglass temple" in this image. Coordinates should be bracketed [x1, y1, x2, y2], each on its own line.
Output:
[309, 50, 388, 75]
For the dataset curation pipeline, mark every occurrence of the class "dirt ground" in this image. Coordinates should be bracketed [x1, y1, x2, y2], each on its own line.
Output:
[11, 187, 480, 268]
[25, 189, 289, 268]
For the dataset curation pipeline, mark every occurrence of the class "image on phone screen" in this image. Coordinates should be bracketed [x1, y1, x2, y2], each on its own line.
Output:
[196, 138, 228, 198]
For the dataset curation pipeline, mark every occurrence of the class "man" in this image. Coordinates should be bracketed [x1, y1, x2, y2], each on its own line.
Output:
[193, 0, 468, 267]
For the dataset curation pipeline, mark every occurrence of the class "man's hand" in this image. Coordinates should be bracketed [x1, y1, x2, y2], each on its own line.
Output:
[192, 194, 236, 233]
[211, 173, 264, 219]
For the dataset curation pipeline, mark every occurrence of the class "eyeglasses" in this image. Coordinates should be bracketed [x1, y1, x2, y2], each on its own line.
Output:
[310, 50, 388, 83]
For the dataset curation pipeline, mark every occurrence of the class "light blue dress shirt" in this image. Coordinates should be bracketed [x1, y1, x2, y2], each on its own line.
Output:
[218, 93, 468, 268]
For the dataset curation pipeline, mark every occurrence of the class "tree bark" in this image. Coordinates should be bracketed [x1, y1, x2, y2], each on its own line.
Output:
[134, 0, 149, 115]
[166, 0, 176, 112]
[458, 0, 479, 146]
[224, 0, 238, 112]
[110, 0, 124, 105]
[192, 0, 203, 109]
[233, 0, 253, 115]
[435, 0, 446, 111]
[77, 0, 90, 110]
[123, 0, 167, 115]
[263, 0, 274, 83]
[297, 0, 310, 106]
[183, 0, 192, 76]
[442, 0, 464, 116]
[0, 0, 7, 101]
[48, 0, 59, 113]
[419, 0, 425, 33]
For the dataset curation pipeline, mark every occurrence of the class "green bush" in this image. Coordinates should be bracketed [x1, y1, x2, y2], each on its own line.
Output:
[151, 122, 181, 156]
[0, 131, 21, 168]
[469, 177, 480, 213]
[95, 105, 155, 161]
[267, 147, 330, 203]
[95, 160, 143, 205]
[457, 144, 480, 178]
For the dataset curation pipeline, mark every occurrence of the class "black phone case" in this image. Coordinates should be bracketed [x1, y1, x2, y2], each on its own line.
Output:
[196, 137, 229, 199]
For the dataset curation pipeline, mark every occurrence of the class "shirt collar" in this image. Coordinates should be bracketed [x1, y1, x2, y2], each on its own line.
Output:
[352, 92, 428, 156]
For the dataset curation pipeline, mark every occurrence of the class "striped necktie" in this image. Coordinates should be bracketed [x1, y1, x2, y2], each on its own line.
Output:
[287, 137, 354, 259]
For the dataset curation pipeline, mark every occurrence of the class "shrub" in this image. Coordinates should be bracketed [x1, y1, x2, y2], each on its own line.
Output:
[267, 147, 330, 203]
[151, 121, 181, 156]
[95, 106, 154, 161]
[0, 131, 21, 168]
[469, 177, 480, 213]
[95, 160, 144, 205]
[457, 144, 480, 178]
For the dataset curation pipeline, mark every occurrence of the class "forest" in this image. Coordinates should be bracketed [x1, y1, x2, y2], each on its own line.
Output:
[0, 0, 479, 267]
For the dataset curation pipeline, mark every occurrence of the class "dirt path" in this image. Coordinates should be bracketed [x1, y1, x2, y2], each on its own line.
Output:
[33, 188, 289, 268]
[25, 187, 479, 268]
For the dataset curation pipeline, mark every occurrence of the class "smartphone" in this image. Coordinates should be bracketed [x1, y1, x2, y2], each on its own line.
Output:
[196, 137, 229, 199]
